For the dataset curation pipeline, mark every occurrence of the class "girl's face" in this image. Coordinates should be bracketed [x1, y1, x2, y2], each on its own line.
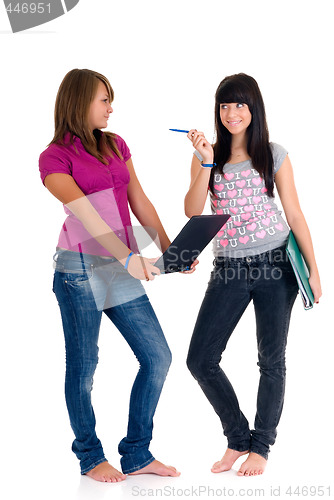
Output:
[220, 102, 252, 137]
[87, 80, 113, 131]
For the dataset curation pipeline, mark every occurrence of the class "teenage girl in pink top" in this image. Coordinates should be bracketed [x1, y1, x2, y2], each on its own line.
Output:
[185, 73, 321, 476]
[39, 69, 193, 482]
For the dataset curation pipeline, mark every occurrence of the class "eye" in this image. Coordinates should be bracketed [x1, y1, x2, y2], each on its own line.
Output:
[236, 103, 244, 108]
[220, 104, 228, 109]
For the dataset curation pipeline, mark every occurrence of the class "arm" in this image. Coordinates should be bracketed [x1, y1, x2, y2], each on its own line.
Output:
[184, 130, 214, 218]
[126, 158, 171, 253]
[127, 158, 198, 273]
[275, 156, 322, 303]
[44, 173, 160, 281]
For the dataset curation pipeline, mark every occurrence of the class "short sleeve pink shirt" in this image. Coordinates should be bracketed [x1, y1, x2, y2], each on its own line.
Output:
[39, 133, 139, 256]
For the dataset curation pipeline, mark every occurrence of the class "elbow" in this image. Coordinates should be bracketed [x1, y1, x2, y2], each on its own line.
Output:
[185, 208, 202, 219]
[184, 207, 193, 219]
[184, 200, 203, 219]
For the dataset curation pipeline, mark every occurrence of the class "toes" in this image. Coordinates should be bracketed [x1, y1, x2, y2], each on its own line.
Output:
[212, 461, 222, 469]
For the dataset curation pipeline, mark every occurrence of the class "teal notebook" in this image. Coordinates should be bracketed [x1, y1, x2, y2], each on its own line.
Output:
[286, 231, 314, 310]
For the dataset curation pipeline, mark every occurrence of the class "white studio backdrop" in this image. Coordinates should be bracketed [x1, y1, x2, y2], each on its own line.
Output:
[1, 1, 333, 499]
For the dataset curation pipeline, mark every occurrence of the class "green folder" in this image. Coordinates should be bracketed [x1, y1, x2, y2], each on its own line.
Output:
[286, 231, 314, 310]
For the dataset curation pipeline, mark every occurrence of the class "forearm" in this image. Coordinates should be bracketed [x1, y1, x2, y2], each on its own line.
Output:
[66, 197, 131, 264]
[288, 213, 319, 278]
[184, 167, 211, 217]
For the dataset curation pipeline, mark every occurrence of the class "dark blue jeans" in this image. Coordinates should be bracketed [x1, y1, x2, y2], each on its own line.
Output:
[187, 246, 298, 459]
[52, 250, 172, 474]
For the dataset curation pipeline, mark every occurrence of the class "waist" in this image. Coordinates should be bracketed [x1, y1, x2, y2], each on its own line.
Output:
[213, 244, 287, 266]
[54, 248, 118, 274]
[56, 247, 116, 260]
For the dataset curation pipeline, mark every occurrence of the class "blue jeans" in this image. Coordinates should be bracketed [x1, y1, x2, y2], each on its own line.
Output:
[187, 246, 298, 459]
[52, 250, 172, 474]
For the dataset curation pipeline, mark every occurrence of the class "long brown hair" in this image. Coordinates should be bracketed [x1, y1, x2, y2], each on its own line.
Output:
[50, 69, 122, 164]
[211, 73, 274, 197]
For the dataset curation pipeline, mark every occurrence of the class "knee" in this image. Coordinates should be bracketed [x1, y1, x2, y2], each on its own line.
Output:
[66, 351, 99, 379]
[186, 349, 197, 376]
[160, 346, 172, 374]
[257, 355, 286, 377]
[187, 349, 217, 381]
[143, 345, 172, 379]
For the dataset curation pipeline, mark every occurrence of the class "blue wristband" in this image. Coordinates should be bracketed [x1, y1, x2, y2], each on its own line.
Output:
[201, 162, 216, 168]
[124, 251, 134, 269]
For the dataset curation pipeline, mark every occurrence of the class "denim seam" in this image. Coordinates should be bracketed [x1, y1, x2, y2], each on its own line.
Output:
[81, 457, 108, 475]
[272, 289, 297, 427]
[122, 456, 155, 474]
[249, 446, 268, 460]
[228, 444, 250, 453]
[63, 278, 103, 465]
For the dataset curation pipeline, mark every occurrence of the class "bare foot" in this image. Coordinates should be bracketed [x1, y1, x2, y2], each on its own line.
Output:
[85, 461, 127, 483]
[211, 448, 249, 473]
[237, 452, 267, 476]
[128, 459, 180, 477]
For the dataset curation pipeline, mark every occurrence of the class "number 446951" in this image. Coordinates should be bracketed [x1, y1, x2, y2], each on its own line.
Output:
[286, 486, 331, 496]
[6, 3, 51, 14]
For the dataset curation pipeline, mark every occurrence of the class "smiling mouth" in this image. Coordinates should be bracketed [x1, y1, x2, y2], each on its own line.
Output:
[227, 120, 242, 126]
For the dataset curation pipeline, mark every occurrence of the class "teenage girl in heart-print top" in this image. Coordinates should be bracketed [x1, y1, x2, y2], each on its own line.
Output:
[184, 73, 322, 476]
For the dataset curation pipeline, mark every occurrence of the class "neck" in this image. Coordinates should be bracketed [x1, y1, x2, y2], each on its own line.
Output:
[231, 132, 248, 152]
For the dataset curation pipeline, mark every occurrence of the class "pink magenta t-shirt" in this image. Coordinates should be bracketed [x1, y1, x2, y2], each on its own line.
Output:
[39, 133, 139, 257]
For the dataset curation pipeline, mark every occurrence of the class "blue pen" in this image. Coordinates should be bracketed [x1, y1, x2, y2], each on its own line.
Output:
[169, 129, 190, 133]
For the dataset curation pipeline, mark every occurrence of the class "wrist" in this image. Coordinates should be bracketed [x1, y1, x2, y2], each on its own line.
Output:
[201, 161, 216, 168]
[124, 251, 135, 269]
[309, 267, 320, 279]
[200, 154, 214, 163]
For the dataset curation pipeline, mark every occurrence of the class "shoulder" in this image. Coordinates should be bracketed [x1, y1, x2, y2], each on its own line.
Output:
[39, 142, 72, 184]
[39, 141, 72, 165]
[270, 142, 288, 174]
[112, 133, 131, 161]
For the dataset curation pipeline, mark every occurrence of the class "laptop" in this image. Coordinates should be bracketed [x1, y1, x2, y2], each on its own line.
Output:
[155, 214, 230, 274]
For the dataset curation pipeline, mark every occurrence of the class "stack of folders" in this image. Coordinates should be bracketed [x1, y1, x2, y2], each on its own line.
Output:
[286, 231, 314, 310]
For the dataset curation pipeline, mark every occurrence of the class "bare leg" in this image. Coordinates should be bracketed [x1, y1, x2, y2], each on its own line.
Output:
[237, 452, 267, 476]
[128, 459, 180, 477]
[85, 461, 127, 483]
[211, 448, 249, 473]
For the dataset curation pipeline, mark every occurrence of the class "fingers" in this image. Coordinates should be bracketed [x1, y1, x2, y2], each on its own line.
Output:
[180, 259, 199, 274]
[149, 264, 161, 277]
[187, 129, 206, 145]
[139, 257, 161, 281]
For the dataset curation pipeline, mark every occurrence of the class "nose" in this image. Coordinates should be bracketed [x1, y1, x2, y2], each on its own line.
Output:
[226, 107, 237, 119]
[108, 105, 113, 114]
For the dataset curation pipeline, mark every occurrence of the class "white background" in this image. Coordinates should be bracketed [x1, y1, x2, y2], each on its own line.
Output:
[1, 1, 333, 499]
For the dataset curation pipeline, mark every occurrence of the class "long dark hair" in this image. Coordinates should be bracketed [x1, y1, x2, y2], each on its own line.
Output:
[210, 73, 274, 197]
[50, 69, 122, 164]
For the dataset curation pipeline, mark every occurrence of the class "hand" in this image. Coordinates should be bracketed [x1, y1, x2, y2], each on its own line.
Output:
[309, 272, 322, 304]
[180, 258, 199, 274]
[127, 254, 161, 281]
[187, 129, 214, 164]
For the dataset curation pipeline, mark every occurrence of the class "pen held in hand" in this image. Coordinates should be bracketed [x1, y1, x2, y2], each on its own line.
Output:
[169, 129, 190, 133]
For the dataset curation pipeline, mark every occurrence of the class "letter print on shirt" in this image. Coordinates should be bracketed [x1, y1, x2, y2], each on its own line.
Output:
[211, 167, 285, 251]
